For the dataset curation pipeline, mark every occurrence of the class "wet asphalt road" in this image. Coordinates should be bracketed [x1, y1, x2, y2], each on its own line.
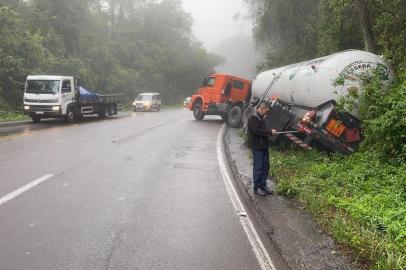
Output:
[0, 109, 260, 270]
[0, 112, 132, 138]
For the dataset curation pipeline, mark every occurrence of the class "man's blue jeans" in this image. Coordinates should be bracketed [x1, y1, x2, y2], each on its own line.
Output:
[252, 149, 270, 190]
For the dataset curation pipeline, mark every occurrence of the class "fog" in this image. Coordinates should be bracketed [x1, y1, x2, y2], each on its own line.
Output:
[182, 0, 261, 79]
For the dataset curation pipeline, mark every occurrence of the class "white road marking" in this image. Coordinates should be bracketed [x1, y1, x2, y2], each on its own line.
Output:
[216, 124, 276, 270]
[29, 222, 37, 228]
[146, 122, 165, 129]
[0, 174, 54, 206]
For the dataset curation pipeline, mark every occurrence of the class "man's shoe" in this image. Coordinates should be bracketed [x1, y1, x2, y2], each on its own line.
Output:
[254, 188, 267, 196]
[261, 187, 273, 195]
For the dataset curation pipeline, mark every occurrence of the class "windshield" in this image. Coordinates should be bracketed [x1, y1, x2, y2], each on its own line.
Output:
[203, 77, 216, 87]
[26, 80, 60, 95]
[136, 95, 153, 101]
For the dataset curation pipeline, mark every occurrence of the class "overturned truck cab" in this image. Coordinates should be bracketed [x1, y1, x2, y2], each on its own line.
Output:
[244, 50, 393, 154]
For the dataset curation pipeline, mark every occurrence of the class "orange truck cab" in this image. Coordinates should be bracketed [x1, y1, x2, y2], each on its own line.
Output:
[188, 73, 252, 127]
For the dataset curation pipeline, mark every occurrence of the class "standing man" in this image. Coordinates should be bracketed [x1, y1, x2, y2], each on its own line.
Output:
[247, 101, 276, 196]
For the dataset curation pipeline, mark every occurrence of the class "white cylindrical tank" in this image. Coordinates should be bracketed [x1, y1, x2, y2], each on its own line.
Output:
[252, 50, 393, 119]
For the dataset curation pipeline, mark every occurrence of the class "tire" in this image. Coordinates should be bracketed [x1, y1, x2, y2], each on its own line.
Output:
[31, 116, 41, 123]
[112, 104, 118, 115]
[242, 105, 254, 133]
[157, 105, 161, 111]
[65, 107, 75, 123]
[98, 107, 106, 118]
[108, 105, 114, 116]
[242, 105, 254, 127]
[227, 105, 243, 128]
[193, 103, 205, 120]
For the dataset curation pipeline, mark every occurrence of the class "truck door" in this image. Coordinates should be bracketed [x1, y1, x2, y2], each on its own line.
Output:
[224, 82, 232, 97]
[230, 80, 244, 102]
[61, 79, 73, 114]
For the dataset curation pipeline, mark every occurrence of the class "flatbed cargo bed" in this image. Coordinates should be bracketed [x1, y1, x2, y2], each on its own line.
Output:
[79, 87, 123, 105]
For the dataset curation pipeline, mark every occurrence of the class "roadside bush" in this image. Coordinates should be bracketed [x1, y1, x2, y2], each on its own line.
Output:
[0, 96, 27, 122]
[271, 148, 406, 270]
[336, 70, 406, 163]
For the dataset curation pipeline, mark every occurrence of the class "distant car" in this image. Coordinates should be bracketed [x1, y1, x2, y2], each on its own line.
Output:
[133, 93, 161, 112]
[183, 97, 191, 108]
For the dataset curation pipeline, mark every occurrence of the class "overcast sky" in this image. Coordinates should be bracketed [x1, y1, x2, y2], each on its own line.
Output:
[182, 0, 252, 50]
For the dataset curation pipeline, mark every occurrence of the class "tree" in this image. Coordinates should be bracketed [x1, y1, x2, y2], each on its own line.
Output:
[317, 0, 364, 55]
[0, 0, 223, 109]
[246, 0, 405, 74]
[354, 0, 376, 53]
[249, 0, 319, 69]
[0, 5, 46, 106]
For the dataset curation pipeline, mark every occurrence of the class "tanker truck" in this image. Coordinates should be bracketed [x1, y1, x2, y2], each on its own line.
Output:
[243, 50, 393, 154]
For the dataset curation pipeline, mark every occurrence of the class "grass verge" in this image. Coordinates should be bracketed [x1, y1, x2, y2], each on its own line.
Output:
[0, 111, 29, 123]
[270, 147, 405, 270]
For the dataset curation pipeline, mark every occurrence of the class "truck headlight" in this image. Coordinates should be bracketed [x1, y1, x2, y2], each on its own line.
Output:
[24, 106, 30, 110]
[52, 106, 60, 111]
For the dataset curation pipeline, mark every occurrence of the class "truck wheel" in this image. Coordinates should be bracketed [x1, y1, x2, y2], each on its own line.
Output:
[112, 104, 118, 115]
[32, 116, 41, 123]
[242, 105, 254, 133]
[108, 105, 114, 116]
[193, 103, 205, 120]
[65, 107, 75, 123]
[228, 105, 243, 128]
[98, 107, 106, 118]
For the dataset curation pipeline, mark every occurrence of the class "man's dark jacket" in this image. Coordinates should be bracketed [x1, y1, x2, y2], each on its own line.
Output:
[247, 112, 271, 150]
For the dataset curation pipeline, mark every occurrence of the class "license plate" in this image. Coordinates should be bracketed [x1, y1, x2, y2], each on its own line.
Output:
[326, 119, 346, 137]
[35, 111, 44, 115]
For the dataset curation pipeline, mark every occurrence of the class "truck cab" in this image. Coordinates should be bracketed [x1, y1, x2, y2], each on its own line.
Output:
[23, 75, 77, 122]
[188, 74, 251, 127]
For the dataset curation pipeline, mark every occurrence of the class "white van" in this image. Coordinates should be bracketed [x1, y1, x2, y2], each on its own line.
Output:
[132, 93, 161, 112]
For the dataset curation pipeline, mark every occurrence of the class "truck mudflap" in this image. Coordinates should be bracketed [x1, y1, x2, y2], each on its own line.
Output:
[284, 133, 313, 150]
[261, 99, 362, 154]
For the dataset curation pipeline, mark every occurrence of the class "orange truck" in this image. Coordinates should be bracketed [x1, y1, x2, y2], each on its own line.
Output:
[188, 73, 252, 127]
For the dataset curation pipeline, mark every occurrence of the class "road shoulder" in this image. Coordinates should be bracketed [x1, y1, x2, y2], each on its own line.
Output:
[224, 127, 360, 270]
